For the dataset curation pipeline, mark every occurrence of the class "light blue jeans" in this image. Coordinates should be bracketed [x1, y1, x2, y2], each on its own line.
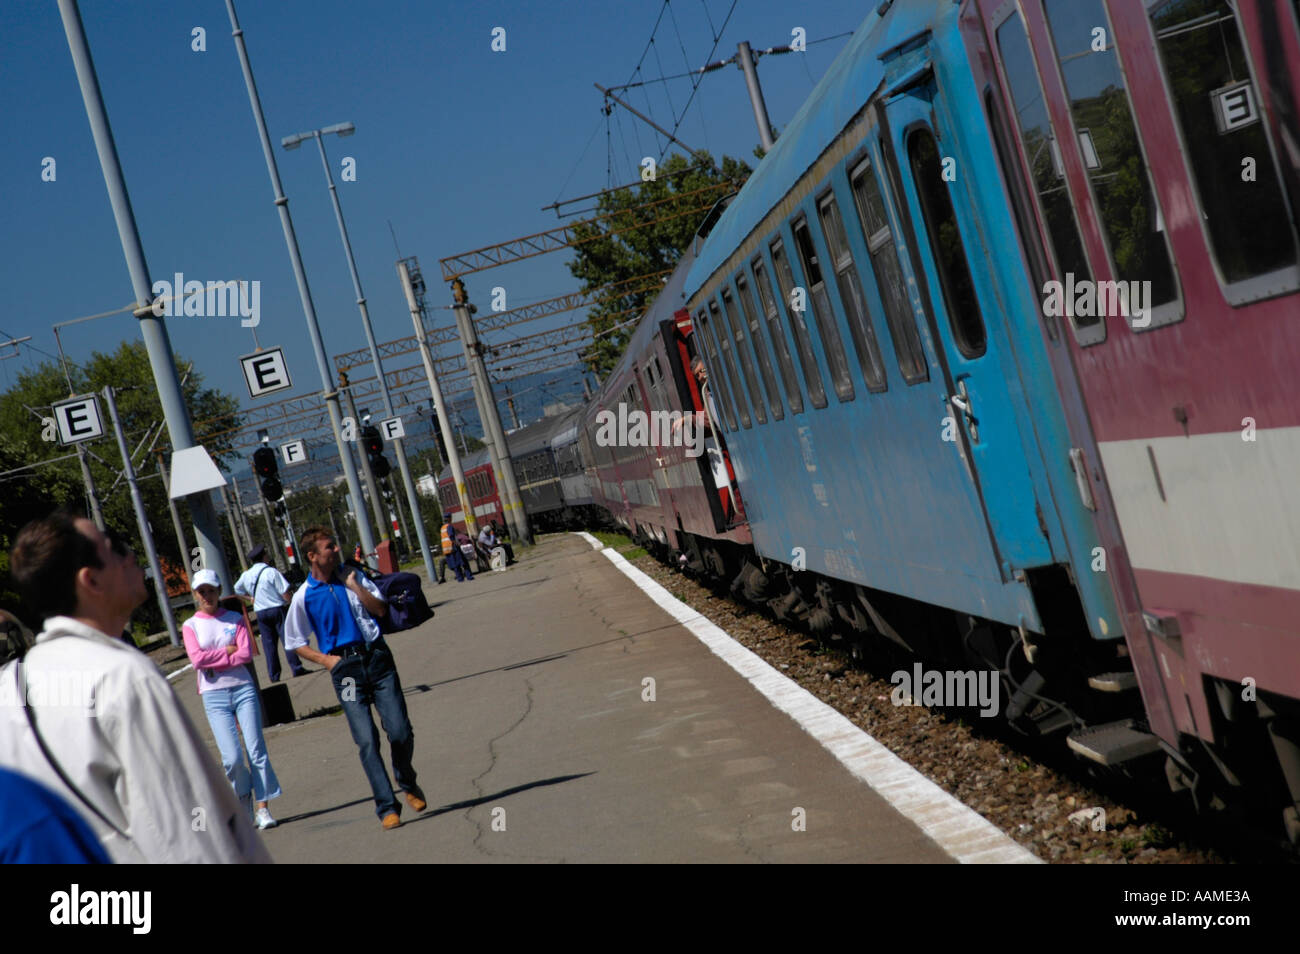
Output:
[201, 681, 282, 804]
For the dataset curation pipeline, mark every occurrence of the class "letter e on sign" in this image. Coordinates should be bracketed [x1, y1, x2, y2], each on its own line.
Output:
[280, 440, 307, 465]
[380, 416, 406, 440]
[240, 347, 293, 399]
[52, 395, 105, 445]
[1213, 81, 1258, 133]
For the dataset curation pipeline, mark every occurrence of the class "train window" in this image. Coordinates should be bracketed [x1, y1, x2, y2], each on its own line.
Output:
[1042, 0, 1180, 324]
[695, 308, 740, 432]
[1148, 0, 1300, 292]
[849, 158, 930, 381]
[908, 128, 987, 358]
[719, 287, 767, 424]
[994, 14, 1099, 343]
[734, 273, 785, 420]
[709, 299, 752, 427]
[771, 238, 829, 409]
[751, 257, 805, 413]
[792, 216, 855, 402]
[818, 188, 888, 392]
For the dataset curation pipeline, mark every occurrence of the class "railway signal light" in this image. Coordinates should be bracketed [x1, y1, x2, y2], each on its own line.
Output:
[252, 446, 283, 501]
[361, 423, 391, 479]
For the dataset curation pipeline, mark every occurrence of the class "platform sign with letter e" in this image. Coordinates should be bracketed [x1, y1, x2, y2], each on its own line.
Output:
[280, 440, 308, 465]
[379, 416, 406, 440]
[52, 394, 105, 445]
[1213, 80, 1258, 133]
[239, 348, 293, 399]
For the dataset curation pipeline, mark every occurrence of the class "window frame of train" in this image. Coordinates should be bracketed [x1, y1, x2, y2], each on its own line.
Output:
[815, 186, 888, 393]
[693, 307, 740, 432]
[989, 6, 1102, 346]
[1143, 0, 1300, 303]
[702, 302, 754, 428]
[1037, 0, 1185, 332]
[790, 213, 856, 402]
[718, 285, 768, 424]
[732, 271, 785, 420]
[707, 298, 752, 429]
[906, 125, 989, 360]
[769, 237, 829, 409]
[845, 153, 930, 383]
[750, 254, 805, 413]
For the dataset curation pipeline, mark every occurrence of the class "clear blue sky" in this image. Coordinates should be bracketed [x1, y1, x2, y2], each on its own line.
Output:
[0, 0, 865, 449]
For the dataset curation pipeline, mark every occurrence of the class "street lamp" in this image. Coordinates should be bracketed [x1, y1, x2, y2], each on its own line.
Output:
[281, 122, 437, 580]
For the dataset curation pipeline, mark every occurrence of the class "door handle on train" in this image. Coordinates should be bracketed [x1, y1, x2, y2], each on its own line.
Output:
[948, 377, 978, 444]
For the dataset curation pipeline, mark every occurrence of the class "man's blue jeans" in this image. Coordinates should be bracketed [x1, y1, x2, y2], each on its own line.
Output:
[328, 639, 417, 818]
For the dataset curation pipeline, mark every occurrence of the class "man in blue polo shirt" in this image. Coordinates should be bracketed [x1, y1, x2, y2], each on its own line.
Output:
[284, 526, 426, 830]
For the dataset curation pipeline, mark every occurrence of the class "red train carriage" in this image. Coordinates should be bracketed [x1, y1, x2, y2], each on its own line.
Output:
[435, 450, 503, 535]
[973, 0, 1300, 837]
[581, 242, 752, 575]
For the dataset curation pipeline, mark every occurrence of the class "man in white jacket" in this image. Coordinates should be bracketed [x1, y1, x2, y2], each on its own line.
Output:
[0, 512, 270, 863]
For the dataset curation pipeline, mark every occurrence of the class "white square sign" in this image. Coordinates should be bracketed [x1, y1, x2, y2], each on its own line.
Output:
[280, 440, 308, 465]
[380, 416, 406, 440]
[1213, 81, 1258, 133]
[240, 347, 293, 399]
[52, 395, 104, 445]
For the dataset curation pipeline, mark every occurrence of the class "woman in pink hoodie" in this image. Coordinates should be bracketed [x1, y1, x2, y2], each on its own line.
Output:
[182, 569, 281, 831]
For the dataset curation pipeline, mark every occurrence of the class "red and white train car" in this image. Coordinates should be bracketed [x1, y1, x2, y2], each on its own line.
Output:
[972, 0, 1300, 835]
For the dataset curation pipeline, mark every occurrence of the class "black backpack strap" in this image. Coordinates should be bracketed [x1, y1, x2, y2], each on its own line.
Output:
[15, 656, 128, 839]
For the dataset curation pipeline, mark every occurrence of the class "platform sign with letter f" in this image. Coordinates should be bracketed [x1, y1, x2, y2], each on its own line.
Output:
[280, 440, 307, 465]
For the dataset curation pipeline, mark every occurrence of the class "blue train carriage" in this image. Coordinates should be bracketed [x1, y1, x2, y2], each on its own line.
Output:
[682, 0, 1131, 736]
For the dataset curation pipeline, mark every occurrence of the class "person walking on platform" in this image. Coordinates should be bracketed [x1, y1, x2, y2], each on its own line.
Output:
[0, 512, 270, 863]
[234, 544, 305, 681]
[284, 526, 426, 830]
[182, 569, 282, 831]
[438, 513, 473, 583]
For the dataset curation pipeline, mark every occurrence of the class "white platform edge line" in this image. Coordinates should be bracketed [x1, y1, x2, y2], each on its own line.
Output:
[576, 531, 605, 551]
[589, 540, 1040, 865]
[166, 662, 194, 682]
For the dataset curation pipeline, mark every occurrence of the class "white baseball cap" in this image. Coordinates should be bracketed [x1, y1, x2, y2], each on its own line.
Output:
[191, 569, 221, 590]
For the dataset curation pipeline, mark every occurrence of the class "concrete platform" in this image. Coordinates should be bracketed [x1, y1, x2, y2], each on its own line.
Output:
[171, 533, 1015, 863]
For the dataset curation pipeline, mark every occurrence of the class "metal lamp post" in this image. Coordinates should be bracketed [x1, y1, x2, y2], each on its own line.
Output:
[282, 122, 437, 580]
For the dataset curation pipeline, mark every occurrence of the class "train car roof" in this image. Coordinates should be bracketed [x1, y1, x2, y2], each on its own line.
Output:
[684, 3, 933, 300]
[507, 409, 575, 458]
[436, 446, 492, 483]
[586, 240, 699, 419]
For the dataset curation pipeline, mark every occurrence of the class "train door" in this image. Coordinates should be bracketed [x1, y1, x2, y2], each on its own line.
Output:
[880, 68, 1055, 580]
[661, 313, 743, 532]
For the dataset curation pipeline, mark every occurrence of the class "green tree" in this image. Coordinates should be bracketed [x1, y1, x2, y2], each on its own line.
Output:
[0, 341, 244, 624]
[567, 151, 751, 376]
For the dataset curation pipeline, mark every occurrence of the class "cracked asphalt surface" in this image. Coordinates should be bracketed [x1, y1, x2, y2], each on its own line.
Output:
[173, 533, 956, 862]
